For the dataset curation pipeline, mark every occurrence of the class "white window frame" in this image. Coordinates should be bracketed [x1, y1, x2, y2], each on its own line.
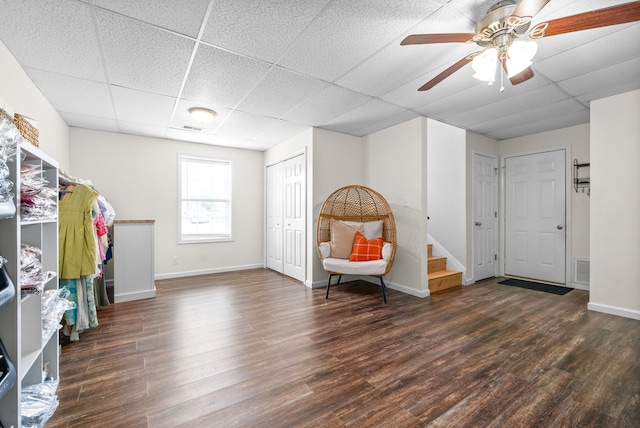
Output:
[178, 154, 233, 244]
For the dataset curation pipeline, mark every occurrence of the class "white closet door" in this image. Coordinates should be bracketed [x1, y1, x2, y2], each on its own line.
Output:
[266, 162, 283, 272]
[282, 155, 305, 282]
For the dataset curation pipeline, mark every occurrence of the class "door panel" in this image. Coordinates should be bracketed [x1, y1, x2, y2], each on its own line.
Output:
[266, 163, 283, 272]
[283, 155, 305, 282]
[505, 150, 566, 284]
[473, 153, 497, 281]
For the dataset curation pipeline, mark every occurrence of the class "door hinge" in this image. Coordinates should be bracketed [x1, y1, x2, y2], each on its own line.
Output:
[494, 254, 497, 261]
[494, 211, 497, 218]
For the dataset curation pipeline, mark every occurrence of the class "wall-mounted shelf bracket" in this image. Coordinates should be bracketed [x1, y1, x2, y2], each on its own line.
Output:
[573, 159, 590, 196]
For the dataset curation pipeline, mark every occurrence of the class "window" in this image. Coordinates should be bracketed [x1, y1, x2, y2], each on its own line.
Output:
[179, 154, 232, 243]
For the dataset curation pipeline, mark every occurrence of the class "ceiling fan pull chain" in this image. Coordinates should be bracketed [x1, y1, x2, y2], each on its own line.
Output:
[500, 66, 505, 93]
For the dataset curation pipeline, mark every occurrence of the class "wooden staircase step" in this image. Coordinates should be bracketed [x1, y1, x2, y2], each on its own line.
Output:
[428, 255, 447, 273]
[429, 269, 463, 293]
[428, 244, 433, 257]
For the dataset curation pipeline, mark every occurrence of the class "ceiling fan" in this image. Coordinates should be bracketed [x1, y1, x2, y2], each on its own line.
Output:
[401, 0, 640, 91]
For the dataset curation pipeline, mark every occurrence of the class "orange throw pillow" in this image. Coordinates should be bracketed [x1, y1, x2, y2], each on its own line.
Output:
[349, 232, 384, 261]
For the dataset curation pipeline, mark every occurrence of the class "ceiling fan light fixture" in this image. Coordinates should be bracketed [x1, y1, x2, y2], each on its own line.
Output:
[472, 47, 498, 82]
[188, 107, 217, 124]
[506, 40, 537, 77]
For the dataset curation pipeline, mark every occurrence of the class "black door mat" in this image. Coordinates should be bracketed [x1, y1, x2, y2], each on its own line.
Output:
[498, 278, 572, 295]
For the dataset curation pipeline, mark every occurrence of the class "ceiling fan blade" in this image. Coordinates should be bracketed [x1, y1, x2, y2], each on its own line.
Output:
[502, 60, 535, 85]
[511, 0, 551, 19]
[401, 33, 475, 45]
[510, 67, 534, 85]
[534, 2, 640, 38]
[418, 54, 476, 91]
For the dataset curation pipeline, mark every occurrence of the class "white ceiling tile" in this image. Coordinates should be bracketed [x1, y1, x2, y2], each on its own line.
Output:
[166, 127, 220, 145]
[236, 67, 329, 119]
[534, 0, 633, 23]
[353, 110, 420, 137]
[97, 9, 194, 96]
[277, 0, 445, 82]
[252, 120, 311, 144]
[61, 113, 118, 133]
[447, 0, 497, 24]
[472, 99, 588, 139]
[181, 44, 271, 108]
[202, 0, 330, 63]
[118, 122, 168, 140]
[26, 68, 115, 119]
[281, 85, 373, 126]
[111, 86, 175, 127]
[534, 23, 640, 82]
[559, 57, 640, 99]
[336, 5, 478, 97]
[321, 99, 407, 134]
[93, 0, 210, 38]
[207, 134, 273, 151]
[360, 14, 478, 92]
[492, 109, 590, 141]
[0, 0, 105, 81]
[214, 110, 279, 140]
[446, 83, 565, 126]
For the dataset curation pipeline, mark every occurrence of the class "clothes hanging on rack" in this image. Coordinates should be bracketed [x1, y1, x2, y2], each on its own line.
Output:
[59, 184, 99, 278]
[58, 178, 116, 341]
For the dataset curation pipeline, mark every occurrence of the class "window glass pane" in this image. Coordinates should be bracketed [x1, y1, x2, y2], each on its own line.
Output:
[179, 155, 232, 243]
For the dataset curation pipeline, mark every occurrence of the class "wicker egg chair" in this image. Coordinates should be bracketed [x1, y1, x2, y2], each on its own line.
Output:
[317, 185, 397, 303]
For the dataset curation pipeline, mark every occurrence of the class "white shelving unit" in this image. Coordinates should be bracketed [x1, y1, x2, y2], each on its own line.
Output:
[0, 142, 59, 428]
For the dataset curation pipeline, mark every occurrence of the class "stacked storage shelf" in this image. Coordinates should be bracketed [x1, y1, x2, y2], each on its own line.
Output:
[0, 142, 59, 428]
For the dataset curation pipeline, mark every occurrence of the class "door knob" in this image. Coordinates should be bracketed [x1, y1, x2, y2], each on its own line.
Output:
[557, 224, 564, 230]
[475, 221, 482, 226]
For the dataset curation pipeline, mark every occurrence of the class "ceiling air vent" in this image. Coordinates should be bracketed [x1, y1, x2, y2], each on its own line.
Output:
[182, 125, 203, 132]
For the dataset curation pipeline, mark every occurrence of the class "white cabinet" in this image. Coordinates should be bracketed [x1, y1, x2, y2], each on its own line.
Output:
[113, 220, 155, 303]
[0, 143, 59, 428]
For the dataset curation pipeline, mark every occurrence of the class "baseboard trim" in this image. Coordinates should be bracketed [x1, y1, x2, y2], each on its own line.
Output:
[571, 282, 589, 291]
[587, 302, 640, 321]
[114, 289, 156, 303]
[154, 264, 264, 280]
[310, 276, 430, 298]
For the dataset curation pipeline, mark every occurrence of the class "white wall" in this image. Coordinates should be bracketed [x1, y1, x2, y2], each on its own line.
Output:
[0, 41, 69, 169]
[466, 131, 499, 283]
[310, 128, 363, 284]
[499, 124, 590, 287]
[427, 118, 467, 274]
[363, 117, 429, 296]
[589, 89, 640, 320]
[69, 128, 265, 279]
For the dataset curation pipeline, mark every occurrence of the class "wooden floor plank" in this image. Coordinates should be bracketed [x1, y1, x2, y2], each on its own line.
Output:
[47, 270, 640, 427]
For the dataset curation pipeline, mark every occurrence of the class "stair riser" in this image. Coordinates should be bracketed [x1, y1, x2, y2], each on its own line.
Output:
[429, 272, 463, 293]
[428, 258, 446, 273]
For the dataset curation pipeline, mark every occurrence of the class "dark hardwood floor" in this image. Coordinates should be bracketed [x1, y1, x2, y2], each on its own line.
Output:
[47, 269, 640, 427]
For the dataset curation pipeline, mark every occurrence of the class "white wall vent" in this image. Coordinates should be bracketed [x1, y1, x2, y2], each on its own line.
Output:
[574, 258, 590, 285]
[181, 125, 203, 132]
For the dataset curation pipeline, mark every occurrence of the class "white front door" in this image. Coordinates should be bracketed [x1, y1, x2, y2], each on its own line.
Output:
[266, 162, 283, 272]
[473, 153, 497, 281]
[505, 149, 566, 284]
[282, 155, 305, 282]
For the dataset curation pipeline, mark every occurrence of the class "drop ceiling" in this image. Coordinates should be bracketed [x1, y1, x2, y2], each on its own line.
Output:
[0, 0, 638, 151]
